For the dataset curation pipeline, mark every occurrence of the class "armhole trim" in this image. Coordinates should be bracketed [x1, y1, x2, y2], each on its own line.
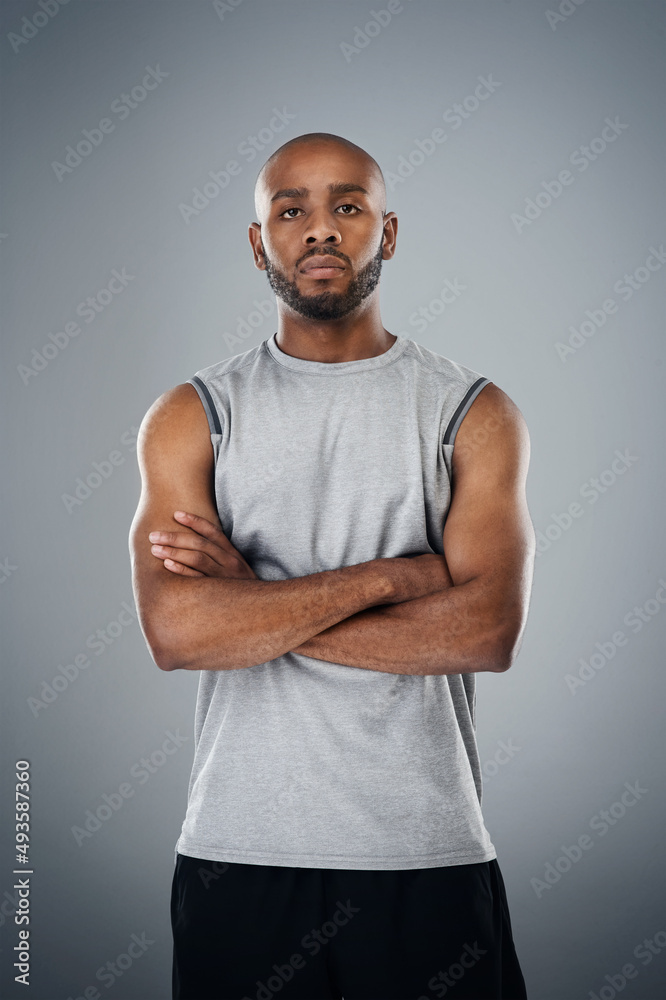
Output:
[187, 376, 222, 436]
[443, 377, 491, 446]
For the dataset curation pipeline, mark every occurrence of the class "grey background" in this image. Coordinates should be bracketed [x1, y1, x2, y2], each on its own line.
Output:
[1, 0, 665, 997]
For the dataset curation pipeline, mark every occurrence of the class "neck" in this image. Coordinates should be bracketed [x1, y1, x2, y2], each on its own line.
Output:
[274, 303, 396, 363]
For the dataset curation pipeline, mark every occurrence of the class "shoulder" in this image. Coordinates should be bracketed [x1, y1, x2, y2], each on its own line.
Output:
[137, 383, 212, 468]
[458, 381, 528, 436]
[402, 338, 485, 387]
[139, 382, 207, 436]
[192, 340, 267, 383]
[402, 339, 528, 454]
[453, 382, 531, 482]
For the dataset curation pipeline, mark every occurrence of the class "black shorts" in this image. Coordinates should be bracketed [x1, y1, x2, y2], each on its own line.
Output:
[171, 852, 528, 1000]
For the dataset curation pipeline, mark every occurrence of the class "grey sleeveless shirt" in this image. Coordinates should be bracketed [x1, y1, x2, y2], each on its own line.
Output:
[175, 332, 496, 870]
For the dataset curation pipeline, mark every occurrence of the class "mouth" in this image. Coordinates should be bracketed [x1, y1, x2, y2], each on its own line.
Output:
[299, 256, 347, 280]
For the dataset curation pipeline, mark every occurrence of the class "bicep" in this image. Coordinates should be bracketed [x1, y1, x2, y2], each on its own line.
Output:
[129, 382, 219, 593]
[442, 383, 535, 622]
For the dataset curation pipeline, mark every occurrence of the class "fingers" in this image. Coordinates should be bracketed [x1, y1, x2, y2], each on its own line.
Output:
[149, 530, 211, 548]
[163, 558, 204, 578]
[149, 529, 227, 567]
[148, 512, 256, 579]
[151, 542, 220, 575]
[173, 510, 228, 543]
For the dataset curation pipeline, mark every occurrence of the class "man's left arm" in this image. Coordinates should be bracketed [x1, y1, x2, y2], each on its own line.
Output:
[292, 383, 536, 675]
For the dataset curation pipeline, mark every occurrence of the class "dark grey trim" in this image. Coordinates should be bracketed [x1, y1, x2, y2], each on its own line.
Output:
[187, 376, 222, 436]
[443, 377, 491, 446]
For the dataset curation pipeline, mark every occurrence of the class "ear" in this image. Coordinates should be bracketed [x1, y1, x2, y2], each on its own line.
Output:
[248, 223, 265, 270]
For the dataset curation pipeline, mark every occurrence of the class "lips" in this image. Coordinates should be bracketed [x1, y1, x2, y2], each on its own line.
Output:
[300, 255, 346, 273]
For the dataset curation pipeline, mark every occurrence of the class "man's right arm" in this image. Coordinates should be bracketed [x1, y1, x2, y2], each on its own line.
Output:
[129, 384, 451, 672]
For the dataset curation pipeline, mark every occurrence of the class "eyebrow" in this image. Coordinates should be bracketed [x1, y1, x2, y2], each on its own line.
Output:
[270, 182, 371, 204]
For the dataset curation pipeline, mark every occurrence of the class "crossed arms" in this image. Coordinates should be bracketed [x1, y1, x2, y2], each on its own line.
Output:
[128, 381, 535, 676]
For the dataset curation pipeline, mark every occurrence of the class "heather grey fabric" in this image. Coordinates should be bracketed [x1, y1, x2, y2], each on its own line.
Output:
[176, 333, 495, 869]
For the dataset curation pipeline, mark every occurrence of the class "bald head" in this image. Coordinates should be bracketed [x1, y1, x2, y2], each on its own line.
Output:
[253, 132, 386, 224]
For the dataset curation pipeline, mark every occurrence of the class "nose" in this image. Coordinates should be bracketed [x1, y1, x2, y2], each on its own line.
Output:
[302, 208, 342, 247]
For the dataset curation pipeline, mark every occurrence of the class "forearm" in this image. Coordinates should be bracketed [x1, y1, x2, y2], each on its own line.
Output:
[140, 560, 388, 671]
[139, 554, 447, 672]
[292, 578, 511, 675]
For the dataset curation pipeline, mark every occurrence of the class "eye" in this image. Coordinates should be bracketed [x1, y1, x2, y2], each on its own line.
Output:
[278, 204, 361, 219]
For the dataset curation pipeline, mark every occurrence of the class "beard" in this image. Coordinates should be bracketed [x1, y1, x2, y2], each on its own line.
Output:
[261, 235, 385, 321]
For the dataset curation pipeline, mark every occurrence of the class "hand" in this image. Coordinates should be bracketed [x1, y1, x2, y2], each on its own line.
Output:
[149, 511, 258, 579]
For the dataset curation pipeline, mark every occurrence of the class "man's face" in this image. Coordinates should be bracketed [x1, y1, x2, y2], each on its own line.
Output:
[252, 144, 392, 322]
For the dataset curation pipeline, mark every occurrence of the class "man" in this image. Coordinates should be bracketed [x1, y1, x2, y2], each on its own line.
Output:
[129, 131, 535, 999]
